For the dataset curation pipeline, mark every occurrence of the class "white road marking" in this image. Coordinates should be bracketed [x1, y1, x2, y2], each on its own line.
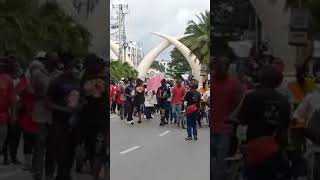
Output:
[0, 170, 23, 178]
[120, 146, 141, 155]
[110, 115, 117, 118]
[159, 130, 170, 137]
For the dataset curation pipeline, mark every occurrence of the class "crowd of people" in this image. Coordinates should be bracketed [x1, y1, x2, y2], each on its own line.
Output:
[110, 77, 210, 140]
[211, 55, 320, 180]
[0, 52, 108, 180]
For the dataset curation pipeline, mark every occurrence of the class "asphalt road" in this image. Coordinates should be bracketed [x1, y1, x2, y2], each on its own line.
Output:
[110, 113, 210, 180]
[0, 113, 209, 180]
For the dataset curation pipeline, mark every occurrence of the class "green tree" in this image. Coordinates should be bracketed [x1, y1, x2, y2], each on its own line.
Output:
[0, 0, 90, 61]
[150, 61, 166, 72]
[110, 60, 138, 81]
[167, 48, 191, 80]
[182, 11, 210, 65]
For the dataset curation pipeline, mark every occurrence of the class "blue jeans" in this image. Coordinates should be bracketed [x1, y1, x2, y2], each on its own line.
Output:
[210, 133, 232, 180]
[186, 111, 198, 138]
[172, 104, 182, 123]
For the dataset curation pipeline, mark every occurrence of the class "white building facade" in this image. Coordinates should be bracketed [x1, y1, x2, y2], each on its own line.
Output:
[126, 41, 144, 67]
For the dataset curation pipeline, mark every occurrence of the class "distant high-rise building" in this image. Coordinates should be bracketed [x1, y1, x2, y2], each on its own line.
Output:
[126, 41, 144, 67]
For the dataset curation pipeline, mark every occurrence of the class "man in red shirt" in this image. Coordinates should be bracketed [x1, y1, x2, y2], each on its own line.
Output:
[0, 58, 15, 158]
[110, 80, 116, 114]
[171, 79, 186, 126]
[211, 57, 244, 180]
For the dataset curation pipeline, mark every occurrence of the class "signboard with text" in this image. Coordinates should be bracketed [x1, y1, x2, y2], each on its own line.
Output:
[289, 8, 310, 46]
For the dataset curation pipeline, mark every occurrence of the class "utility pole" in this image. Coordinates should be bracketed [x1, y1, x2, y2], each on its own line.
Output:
[112, 3, 129, 63]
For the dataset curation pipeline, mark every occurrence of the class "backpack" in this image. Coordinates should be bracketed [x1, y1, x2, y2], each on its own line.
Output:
[305, 109, 320, 144]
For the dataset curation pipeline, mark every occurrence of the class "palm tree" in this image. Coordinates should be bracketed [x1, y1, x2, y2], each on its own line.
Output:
[182, 11, 210, 65]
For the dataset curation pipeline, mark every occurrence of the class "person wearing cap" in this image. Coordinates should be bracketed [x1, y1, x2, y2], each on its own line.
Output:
[156, 79, 171, 126]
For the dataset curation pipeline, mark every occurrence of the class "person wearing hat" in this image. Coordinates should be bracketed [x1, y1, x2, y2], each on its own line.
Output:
[156, 79, 171, 126]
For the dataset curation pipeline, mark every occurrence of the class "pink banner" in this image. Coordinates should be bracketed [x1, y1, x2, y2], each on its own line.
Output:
[147, 75, 163, 91]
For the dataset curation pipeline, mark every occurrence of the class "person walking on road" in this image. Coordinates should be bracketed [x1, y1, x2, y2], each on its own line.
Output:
[2, 57, 21, 165]
[235, 65, 291, 180]
[0, 58, 15, 164]
[211, 57, 244, 180]
[134, 79, 145, 123]
[125, 78, 136, 125]
[171, 79, 186, 126]
[157, 79, 171, 126]
[29, 52, 57, 180]
[184, 82, 201, 140]
[144, 86, 153, 120]
[46, 53, 81, 180]
[77, 55, 108, 180]
[110, 80, 116, 114]
[16, 69, 39, 170]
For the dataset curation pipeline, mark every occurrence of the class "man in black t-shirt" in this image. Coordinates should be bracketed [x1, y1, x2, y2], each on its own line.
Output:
[157, 79, 171, 126]
[236, 65, 290, 180]
[125, 79, 135, 124]
[47, 54, 81, 180]
[134, 79, 145, 123]
[184, 83, 201, 140]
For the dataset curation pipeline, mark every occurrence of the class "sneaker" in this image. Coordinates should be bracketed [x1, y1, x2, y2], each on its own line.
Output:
[185, 137, 192, 140]
[131, 120, 135, 125]
[126, 120, 134, 125]
[194, 136, 198, 141]
[138, 120, 142, 123]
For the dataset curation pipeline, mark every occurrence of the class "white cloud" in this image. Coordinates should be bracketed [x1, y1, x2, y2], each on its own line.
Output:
[110, 0, 209, 60]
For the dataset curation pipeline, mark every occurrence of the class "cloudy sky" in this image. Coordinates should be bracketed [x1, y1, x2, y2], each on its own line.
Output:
[110, 0, 209, 60]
